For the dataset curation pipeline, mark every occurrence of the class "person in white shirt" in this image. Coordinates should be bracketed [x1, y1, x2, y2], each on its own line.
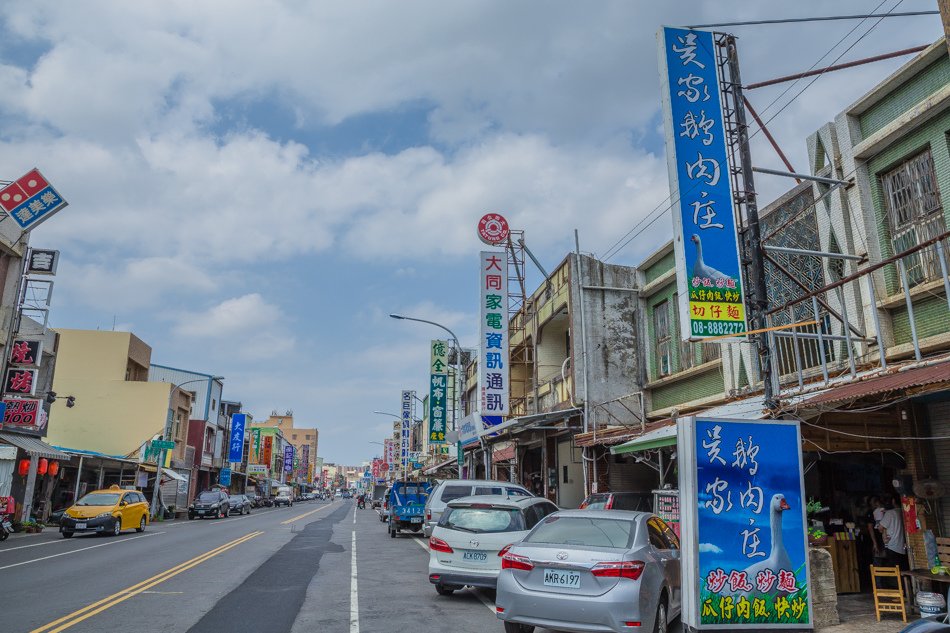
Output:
[877, 496, 907, 570]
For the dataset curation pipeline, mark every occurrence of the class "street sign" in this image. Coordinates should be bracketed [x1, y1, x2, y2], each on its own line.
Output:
[152, 440, 175, 451]
[0, 168, 68, 231]
[477, 213, 510, 245]
[219, 468, 231, 486]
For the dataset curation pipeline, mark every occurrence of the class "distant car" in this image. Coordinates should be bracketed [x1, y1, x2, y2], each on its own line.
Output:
[60, 486, 150, 537]
[580, 491, 653, 512]
[342, 491, 352, 499]
[425, 479, 532, 537]
[496, 510, 681, 633]
[334, 491, 343, 499]
[228, 494, 252, 515]
[428, 495, 559, 595]
[274, 487, 294, 507]
[189, 490, 231, 519]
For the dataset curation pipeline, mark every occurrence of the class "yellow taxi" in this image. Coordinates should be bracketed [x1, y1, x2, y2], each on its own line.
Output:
[60, 485, 150, 538]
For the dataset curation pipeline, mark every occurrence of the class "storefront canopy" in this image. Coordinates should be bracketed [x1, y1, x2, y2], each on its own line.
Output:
[423, 456, 459, 476]
[0, 432, 70, 460]
[802, 361, 950, 408]
[610, 424, 677, 455]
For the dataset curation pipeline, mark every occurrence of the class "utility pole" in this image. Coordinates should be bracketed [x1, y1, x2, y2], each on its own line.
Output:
[724, 35, 776, 410]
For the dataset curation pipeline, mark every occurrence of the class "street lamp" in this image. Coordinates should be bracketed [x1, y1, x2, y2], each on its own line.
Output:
[150, 375, 224, 518]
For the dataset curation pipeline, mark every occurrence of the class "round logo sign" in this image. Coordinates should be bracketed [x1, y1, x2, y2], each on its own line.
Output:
[477, 213, 510, 245]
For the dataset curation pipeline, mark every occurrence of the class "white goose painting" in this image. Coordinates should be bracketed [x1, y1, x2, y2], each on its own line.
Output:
[743, 493, 794, 589]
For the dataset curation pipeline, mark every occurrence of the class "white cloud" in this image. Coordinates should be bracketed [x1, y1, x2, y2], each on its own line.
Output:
[699, 543, 723, 554]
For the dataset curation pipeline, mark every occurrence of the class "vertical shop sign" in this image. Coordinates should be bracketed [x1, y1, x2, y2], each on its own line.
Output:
[301, 444, 310, 477]
[678, 417, 811, 629]
[251, 428, 261, 463]
[283, 444, 294, 473]
[262, 435, 273, 468]
[429, 339, 448, 444]
[479, 251, 509, 415]
[658, 27, 747, 340]
[401, 390, 413, 474]
[228, 413, 246, 463]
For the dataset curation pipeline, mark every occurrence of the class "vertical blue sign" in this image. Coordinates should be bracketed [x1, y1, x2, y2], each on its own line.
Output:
[679, 417, 811, 629]
[228, 413, 246, 463]
[283, 445, 294, 473]
[219, 468, 231, 487]
[659, 27, 748, 340]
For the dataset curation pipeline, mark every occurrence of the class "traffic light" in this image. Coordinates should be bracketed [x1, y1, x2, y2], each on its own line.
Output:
[65, 396, 76, 408]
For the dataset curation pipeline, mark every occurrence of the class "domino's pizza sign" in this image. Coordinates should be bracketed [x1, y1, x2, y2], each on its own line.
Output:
[0, 168, 69, 231]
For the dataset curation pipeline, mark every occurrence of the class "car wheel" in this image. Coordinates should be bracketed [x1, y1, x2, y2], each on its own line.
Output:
[435, 584, 455, 596]
[389, 524, 396, 538]
[503, 623, 534, 633]
[61, 531, 73, 538]
[112, 518, 122, 536]
[653, 601, 668, 633]
[136, 516, 146, 533]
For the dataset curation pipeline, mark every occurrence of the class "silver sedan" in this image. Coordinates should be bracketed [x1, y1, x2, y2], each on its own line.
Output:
[495, 509, 681, 633]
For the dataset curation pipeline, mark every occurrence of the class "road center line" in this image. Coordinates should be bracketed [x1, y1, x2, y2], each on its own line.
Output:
[30, 530, 263, 633]
[350, 531, 359, 633]
[409, 535, 496, 614]
[0, 532, 163, 571]
[281, 501, 336, 525]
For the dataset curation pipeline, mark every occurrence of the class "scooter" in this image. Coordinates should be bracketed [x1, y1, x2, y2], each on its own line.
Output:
[357, 497, 366, 510]
[0, 513, 13, 541]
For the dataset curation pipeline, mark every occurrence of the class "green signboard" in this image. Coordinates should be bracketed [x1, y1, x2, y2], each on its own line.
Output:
[429, 339, 448, 444]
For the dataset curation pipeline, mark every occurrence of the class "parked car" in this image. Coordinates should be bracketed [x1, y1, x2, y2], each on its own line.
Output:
[389, 480, 432, 537]
[60, 486, 150, 538]
[428, 495, 559, 595]
[274, 487, 294, 507]
[495, 510, 681, 633]
[425, 479, 532, 537]
[189, 490, 231, 519]
[228, 494, 252, 515]
[580, 491, 653, 512]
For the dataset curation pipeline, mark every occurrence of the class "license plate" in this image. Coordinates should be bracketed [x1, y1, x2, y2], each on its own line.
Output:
[410, 517, 422, 523]
[463, 551, 488, 563]
[75, 522, 87, 530]
[2, 522, 12, 529]
[543, 569, 581, 588]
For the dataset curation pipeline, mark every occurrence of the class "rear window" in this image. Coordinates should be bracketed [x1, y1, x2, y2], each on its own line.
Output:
[441, 507, 526, 533]
[506, 487, 531, 497]
[473, 486, 503, 495]
[525, 516, 635, 548]
[582, 494, 611, 509]
[439, 485, 472, 503]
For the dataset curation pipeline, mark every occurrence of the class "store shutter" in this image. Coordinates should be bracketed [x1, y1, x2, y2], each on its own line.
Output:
[929, 401, 950, 536]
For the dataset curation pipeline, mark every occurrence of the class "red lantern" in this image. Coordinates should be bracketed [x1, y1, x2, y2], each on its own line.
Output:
[48, 461, 59, 477]
[18, 459, 30, 476]
[36, 458, 48, 476]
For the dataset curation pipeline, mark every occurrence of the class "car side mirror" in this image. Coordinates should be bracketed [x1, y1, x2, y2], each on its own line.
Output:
[120, 501, 128, 507]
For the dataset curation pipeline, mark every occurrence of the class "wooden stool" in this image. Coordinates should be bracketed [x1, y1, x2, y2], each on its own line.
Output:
[871, 565, 907, 622]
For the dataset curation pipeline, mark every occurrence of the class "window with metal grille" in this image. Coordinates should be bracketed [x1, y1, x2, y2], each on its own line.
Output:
[881, 149, 946, 286]
[654, 299, 671, 377]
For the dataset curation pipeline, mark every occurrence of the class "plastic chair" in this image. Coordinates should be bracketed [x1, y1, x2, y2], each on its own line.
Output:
[871, 565, 907, 623]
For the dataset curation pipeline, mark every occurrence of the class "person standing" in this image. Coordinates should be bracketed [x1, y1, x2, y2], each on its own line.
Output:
[866, 496, 887, 566]
[878, 495, 908, 570]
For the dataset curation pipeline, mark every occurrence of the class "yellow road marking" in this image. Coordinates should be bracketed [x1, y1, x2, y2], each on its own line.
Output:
[31, 531, 263, 633]
[280, 501, 336, 525]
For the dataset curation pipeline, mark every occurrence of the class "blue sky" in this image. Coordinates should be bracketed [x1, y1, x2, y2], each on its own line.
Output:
[0, 1, 941, 464]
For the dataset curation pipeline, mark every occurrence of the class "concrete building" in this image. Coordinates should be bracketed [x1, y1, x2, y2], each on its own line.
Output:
[248, 412, 318, 486]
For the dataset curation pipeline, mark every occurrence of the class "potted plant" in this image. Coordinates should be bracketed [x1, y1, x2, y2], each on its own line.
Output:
[806, 498, 829, 545]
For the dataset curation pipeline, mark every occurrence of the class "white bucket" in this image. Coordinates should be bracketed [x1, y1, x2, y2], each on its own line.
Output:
[917, 591, 947, 616]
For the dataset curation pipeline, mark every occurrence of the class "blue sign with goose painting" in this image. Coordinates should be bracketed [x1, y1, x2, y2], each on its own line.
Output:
[678, 417, 811, 630]
[658, 27, 747, 340]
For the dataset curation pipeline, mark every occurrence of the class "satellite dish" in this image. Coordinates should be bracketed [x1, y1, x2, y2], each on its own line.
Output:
[913, 479, 947, 499]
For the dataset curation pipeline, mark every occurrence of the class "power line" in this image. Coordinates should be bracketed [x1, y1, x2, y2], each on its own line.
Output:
[685, 10, 936, 29]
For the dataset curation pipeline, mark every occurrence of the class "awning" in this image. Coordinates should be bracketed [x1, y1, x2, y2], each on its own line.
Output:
[139, 464, 187, 482]
[611, 424, 677, 455]
[0, 432, 70, 460]
[423, 456, 459, 476]
[484, 408, 582, 439]
[803, 361, 950, 407]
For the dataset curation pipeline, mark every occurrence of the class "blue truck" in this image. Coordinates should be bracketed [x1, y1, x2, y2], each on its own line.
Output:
[388, 480, 431, 538]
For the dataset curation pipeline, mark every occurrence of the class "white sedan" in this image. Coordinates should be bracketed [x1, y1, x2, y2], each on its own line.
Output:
[428, 495, 559, 595]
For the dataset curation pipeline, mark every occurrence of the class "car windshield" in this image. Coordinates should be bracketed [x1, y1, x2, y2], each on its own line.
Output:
[228, 496, 243, 502]
[442, 507, 525, 533]
[76, 492, 120, 506]
[197, 492, 220, 502]
[583, 493, 611, 509]
[525, 516, 635, 548]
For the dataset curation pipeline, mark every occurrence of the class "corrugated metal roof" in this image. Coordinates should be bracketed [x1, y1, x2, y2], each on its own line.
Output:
[0, 432, 71, 459]
[804, 362, 950, 407]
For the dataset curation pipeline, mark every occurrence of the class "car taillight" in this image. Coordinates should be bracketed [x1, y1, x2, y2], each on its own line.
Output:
[605, 496, 614, 510]
[426, 510, 431, 521]
[429, 537, 454, 553]
[579, 500, 588, 509]
[501, 552, 534, 571]
[591, 561, 644, 580]
[498, 544, 513, 557]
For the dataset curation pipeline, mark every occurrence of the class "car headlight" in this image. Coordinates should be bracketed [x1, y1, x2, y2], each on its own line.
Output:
[96, 512, 114, 518]
[211, 503, 220, 509]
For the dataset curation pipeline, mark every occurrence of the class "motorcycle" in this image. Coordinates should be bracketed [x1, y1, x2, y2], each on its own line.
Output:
[357, 497, 366, 510]
[0, 513, 13, 541]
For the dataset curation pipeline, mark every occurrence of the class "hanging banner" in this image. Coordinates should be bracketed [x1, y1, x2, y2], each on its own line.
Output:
[658, 27, 747, 341]
[228, 413, 246, 463]
[401, 390, 413, 474]
[429, 339, 448, 444]
[678, 417, 811, 629]
[479, 250, 509, 414]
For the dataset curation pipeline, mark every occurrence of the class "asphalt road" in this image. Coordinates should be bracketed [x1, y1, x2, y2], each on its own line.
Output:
[1, 500, 682, 633]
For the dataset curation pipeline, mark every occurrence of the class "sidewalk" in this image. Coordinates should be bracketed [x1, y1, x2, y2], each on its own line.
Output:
[818, 594, 909, 633]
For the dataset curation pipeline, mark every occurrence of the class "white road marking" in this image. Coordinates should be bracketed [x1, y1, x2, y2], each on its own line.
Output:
[0, 532, 162, 571]
[409, 535, 496, 614]
[0, 539, 71, 553]
[350, 531, 359, 633]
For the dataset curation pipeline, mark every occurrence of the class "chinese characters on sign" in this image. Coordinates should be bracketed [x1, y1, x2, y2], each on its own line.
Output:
[479, 251, 509, 415]
[0, 168, 69, 231]
[678, 417, 811, 629]
[283, 444, 294, 473]
[658, 28, 748, 340]
[401, 390, 414, 474]
[262, 436, 273, 468]
[2, 398, 42, 431]
[8, 340, 42, 367]
[26, 249, 59, 276]
[4, 368, 37, 396]
[429, 339, 448, 444]
[228, 413, 246, 463]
